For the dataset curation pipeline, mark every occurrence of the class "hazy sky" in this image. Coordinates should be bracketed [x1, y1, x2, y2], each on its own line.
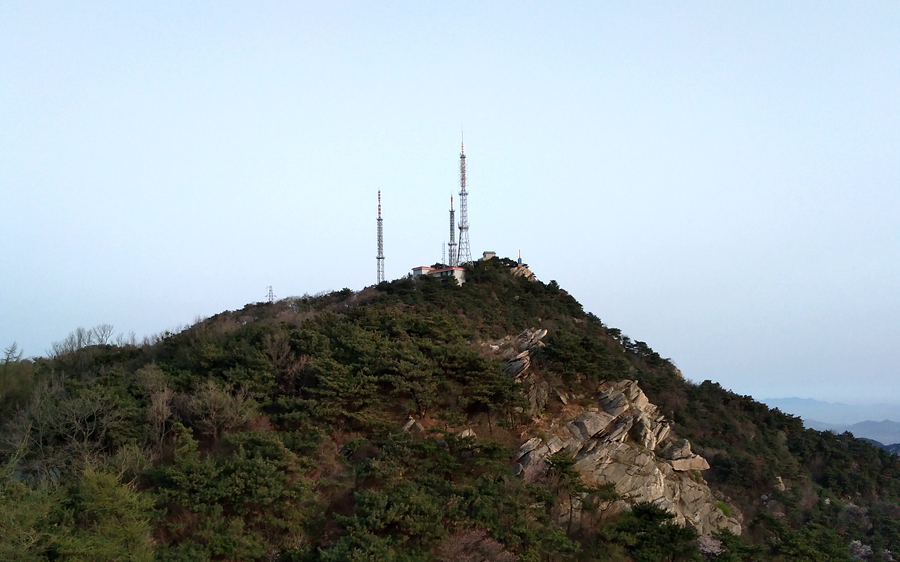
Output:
[2, 2, 897, 403]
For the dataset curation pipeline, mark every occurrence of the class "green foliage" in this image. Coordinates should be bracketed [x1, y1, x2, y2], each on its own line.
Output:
[0, 464, 154, 562]
[710, 530, 766, 562]
[54, 468, 155, 562]
[543, 331, 626, 382]
[1, 259, 899, 560]
[787, 429, 900, 501]
[0, 478, 54, 561]
[322, 432, 575, 561]
[716, 501, 732, 517]
[153, 425, 314, 560]
[1, 342, 37, 416]
[602, 503, 700, 562]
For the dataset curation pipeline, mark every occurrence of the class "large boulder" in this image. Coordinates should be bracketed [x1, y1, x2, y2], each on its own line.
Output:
[671, 455, 711, 472]
[597, 388, 630, 417]
[571, 411, 616, 440]
[662, 438, 693, 460]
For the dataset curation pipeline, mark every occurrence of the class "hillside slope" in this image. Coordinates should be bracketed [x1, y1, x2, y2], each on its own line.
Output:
[1, 257, 899, 561]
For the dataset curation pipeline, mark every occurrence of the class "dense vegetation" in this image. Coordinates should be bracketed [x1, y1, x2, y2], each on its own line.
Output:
[2, 257, 899, 561]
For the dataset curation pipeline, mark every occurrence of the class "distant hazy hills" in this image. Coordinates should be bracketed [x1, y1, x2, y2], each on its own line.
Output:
[804, 420, 900, 449]
[761, 397, 900, 425]
[858, 438, 900, 455]
[762, 397, 900, 449]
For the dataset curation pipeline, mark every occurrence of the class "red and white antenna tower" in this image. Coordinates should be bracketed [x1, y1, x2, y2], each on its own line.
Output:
[376, 190, 385, 284]
[457, 139, 472, 264]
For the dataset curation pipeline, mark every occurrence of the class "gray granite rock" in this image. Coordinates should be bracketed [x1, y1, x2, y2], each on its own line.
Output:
[514, 379, 740, 536]
[572, 411, 616, 440]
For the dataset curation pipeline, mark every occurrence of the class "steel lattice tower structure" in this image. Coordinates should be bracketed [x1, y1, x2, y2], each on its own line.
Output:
[448, 195, 457, 266]
[457, 141, 472, 264]
[376, 190, 385, 284]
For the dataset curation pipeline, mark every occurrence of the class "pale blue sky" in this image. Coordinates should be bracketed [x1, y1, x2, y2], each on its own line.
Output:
[1, 2, 897, 403]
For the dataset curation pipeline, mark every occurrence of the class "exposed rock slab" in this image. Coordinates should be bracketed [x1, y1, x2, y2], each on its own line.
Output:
[511, 264, 536, 281]
[571, 411, 616, 440]
[515, 379, 741, 536]
[671, 455, 711, 472]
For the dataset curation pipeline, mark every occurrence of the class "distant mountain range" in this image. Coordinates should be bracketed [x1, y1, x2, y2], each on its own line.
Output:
[858, 438, 900, 455]
[761, 397, 900, 425]
[762, 398, 900, 449]
[804, 420, 900, 449]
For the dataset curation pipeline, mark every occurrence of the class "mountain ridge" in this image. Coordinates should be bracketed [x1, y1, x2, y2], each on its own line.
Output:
[1, 257, 899, 561]
[802, 419, 900, 445]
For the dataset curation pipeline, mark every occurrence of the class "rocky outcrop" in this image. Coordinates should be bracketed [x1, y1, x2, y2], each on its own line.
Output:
[662, 439, 711, 472]
[511, 263, 536, 281]
[504, 350, 531, 378]
[514, 380, 741, 536]
[402, 417, 425, 434]
[485, 328, 548, 381]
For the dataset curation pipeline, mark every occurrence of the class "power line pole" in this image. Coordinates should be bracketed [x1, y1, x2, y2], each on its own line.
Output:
[376, 190, 385, 284]
[266, 286, 275, 303]
[457, 139, 472, 264]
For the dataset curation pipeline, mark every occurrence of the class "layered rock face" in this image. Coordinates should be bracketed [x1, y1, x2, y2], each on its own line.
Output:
[483, 329, 551, 416]
[510, 263, 536, 281]
[486, 327, 547, 380]
[515, 379, 742, 536]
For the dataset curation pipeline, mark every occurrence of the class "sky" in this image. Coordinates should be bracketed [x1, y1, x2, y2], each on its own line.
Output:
[1, 2, 897, 404]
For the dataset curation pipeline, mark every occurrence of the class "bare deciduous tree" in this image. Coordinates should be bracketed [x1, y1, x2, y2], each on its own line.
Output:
[57, 386, 125, 457]
[148, 387, 174, 451]
[4, 379, 126, 482]
[134, 364, 166, 394]
[118, 331, 137, 347]
[190, 380, 256, 439]
[436, 529, 518, 562]
[262, 332, 309, 393]
[49, 326, 93, 358]
[91, 324, 114, 345]
[262, 332, 292, 370]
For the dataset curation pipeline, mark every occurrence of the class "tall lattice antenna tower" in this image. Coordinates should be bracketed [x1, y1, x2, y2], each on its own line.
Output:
[266, 286, 275, 303]
[457, 140, 472, 263]
[376, 190, 385, 284]
[448, 195, 457, 266]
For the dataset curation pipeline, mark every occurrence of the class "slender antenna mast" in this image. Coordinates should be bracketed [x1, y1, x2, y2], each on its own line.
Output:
[448, 195, 457, 266]
[376, 190, 385, 284]
[442, 242, 445, 265]
[457, 138, 472, 264]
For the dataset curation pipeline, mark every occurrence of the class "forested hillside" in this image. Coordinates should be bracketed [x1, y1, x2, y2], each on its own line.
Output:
[2, 257, 899, 561]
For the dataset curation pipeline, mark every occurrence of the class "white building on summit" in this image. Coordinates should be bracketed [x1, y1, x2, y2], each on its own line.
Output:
[411, 265, 466, 285]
